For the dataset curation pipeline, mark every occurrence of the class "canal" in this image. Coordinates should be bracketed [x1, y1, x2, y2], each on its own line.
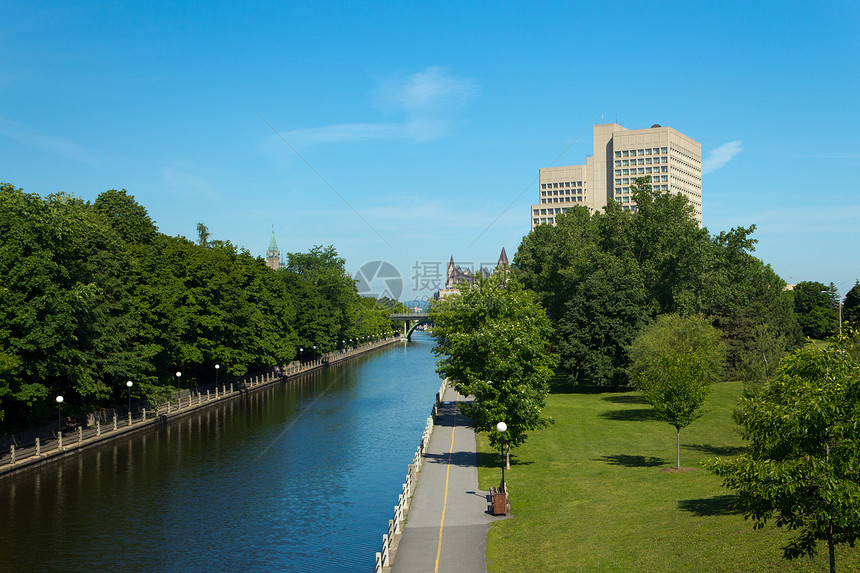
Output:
[0, 333, 442, 572]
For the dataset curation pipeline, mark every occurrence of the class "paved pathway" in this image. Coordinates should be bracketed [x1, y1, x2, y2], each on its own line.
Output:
[391, 386, 509, 573]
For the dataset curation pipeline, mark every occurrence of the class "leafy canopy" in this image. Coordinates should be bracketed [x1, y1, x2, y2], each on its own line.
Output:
[430, 272, 557, 458]
[708, 344, 860, 571]
[629, 313, 725, 468]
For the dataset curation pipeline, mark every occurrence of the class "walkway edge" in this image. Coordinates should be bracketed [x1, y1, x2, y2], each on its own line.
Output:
[373, 378, 448, 573]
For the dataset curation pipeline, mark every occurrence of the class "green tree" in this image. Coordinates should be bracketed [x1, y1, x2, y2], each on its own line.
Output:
[196, 222, 210, 247]
[430, 273, 557, 468]
[92, 189, 158, 245]
[794, 281, 837, 339]
[843, 280, 860, 327]
[515, 179, 800, 390]
[708, 345, 860, 573]
[628, 313, 725, 469]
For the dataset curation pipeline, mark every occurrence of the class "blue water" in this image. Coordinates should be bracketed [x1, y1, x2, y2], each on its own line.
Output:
[0, 333, 441, 572]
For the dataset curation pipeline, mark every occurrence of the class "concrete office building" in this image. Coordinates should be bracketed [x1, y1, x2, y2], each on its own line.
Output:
[530, 123, 702, 230]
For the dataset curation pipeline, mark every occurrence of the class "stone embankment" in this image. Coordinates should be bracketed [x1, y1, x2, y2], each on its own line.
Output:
[0, 336, 402, 479]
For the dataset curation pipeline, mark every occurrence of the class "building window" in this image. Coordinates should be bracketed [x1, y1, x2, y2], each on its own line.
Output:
[638, 158, 644, 165]
[645, 167, 652, 174]
[622, 160, 629, 166]
[533, 209, 539, 215]
[661, 147, 668, 153]
[645, 148, 652, 155]
[622, 150, 629, 157]
[661, 166, 668, 172]
[541, 184, 546, 189]
[616, 179, 622, 185]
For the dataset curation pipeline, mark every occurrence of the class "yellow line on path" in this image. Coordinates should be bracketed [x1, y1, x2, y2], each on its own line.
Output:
[434, 394, 458, 573]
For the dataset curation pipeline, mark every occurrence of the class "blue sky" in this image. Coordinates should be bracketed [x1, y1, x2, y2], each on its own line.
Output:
[2, 1, 858, 302]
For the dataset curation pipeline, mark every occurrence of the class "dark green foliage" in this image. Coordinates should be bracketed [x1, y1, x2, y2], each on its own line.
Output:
[92, 189, 158, 245]
[514, 177, 801, 387]
[0, 183, 395, 433]
[793, 281, 838, 339]
[842, 280, 860, 327]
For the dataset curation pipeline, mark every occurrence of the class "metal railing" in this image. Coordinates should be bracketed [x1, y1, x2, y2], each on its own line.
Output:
[373, 378, 446, 572]
[1, 336, 402, 476]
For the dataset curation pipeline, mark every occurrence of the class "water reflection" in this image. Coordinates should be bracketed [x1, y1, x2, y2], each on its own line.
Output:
[0, 334, 440, 572]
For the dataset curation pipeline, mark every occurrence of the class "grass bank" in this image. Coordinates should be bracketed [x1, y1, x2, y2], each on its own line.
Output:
[476, 381, 860, 572]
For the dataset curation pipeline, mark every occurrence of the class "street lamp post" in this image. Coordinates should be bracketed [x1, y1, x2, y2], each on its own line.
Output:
[822, 288, 843, 337]
[126, 380, 133, 414]
[175, 371, 182, 402]
[496, 421, 508, 492]
[313, 345, 316, 361]
[56, 395, 64, 434]
[300, 347, 303, 363]
[215, 364, 220, 388]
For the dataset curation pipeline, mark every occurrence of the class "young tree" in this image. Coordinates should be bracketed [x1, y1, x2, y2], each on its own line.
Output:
[628, 313, 725, 469]
[430, 273, 557, 468]
[708, 345, 860, 573]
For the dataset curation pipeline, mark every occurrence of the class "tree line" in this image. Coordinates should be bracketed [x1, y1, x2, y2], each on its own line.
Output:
[514, 178, 860, 391]
[0, 184, 403, 433]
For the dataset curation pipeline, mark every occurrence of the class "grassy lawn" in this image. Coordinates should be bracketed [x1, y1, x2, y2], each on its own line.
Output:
[477, 381, 860, 572]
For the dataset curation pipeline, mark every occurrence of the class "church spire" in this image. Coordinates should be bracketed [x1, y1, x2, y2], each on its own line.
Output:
[497, 247, 509, 267]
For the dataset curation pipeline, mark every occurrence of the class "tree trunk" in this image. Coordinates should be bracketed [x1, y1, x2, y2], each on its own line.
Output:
[828, 519, 836, 573]
[676, 428, 681, 470]
[505, 441, 510, 470]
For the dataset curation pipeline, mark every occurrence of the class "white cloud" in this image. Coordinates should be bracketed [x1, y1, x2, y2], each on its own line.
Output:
[274, 67, 478, 145]
[276, 122, 409, 146]
[702, 140, 742, 174]
[0, 116, 98, 164]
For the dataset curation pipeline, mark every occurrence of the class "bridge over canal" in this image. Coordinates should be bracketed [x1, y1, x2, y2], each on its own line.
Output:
[390, 313, 431, 341]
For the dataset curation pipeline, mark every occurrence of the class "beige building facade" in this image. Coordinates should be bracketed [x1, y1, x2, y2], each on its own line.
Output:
[531, 123, 702, 230]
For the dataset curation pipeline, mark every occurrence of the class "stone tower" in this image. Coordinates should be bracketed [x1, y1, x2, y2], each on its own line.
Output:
[266, 228, 282, 270]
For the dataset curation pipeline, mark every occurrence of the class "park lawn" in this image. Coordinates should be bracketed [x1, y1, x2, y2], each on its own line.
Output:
[477, 381, 860, 572]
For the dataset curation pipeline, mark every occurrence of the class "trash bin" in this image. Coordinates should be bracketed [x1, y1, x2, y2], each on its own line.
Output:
[492, 490, 507, 515]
